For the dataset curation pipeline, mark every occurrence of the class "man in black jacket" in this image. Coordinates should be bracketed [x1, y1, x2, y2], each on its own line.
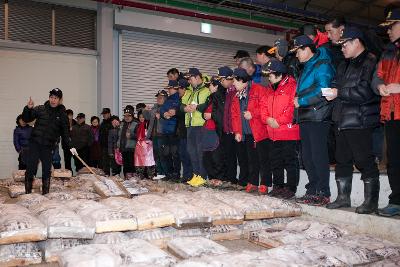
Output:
[323, 27, 381, 214]
[22, 88, 74, 194]
[99, 108, 112, 175]
[203, 67, 234, 182]
[209, 67, 235, 182]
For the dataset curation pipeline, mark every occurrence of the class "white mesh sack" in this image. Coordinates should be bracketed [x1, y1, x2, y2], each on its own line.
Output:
[0, 204, 47, 244]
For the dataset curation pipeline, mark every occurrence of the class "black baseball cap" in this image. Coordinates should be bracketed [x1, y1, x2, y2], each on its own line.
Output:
[262, 59, 288, 75]
[289, 35, 314, 53]
[233, 68, 250, 80]
[76, 113, 85, 119]
[184, 68, 202, 78]
[101, 108, 111, 114]
[178, 79, 189, 89]
[123, 106, 134, 116]
[234, 50, 250, 59]
[165, 80, 179, 89]
[337, 26, 364, 44]
[49, 88, 63, 99]
[380, 8, 400, 27]
[155, 90, 168, 97]
[217, 66, 234, 80]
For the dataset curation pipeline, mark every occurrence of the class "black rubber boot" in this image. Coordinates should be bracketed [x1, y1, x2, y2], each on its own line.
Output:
[355, 178, 380, 214]
[42, 177, 51, 195]
[326, 176, 352, 209]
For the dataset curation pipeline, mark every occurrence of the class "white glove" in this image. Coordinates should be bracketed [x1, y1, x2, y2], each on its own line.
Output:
[70, 148, 78, 156]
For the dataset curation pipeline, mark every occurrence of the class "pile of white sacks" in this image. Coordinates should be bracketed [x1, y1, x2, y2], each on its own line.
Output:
[0, 176, 399, 266]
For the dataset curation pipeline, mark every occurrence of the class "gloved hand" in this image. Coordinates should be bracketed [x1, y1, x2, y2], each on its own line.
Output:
[70, 148, 78, 156]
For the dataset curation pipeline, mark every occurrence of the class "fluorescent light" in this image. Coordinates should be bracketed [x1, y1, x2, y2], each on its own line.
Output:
[201, 23, 212, 34]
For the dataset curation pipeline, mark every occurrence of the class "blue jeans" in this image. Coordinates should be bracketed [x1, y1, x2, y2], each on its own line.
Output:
[179, 138, 193, 180]
[187, 127, 207, 178]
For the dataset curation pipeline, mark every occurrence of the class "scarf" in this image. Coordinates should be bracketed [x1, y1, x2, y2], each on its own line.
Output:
[235, 81, 251, 100]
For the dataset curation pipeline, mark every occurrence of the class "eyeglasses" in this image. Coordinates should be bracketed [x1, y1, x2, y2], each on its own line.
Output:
[341, 39, 355, 48]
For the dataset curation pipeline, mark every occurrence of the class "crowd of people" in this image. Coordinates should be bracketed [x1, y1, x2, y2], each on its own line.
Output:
[14, 9, 400, 217]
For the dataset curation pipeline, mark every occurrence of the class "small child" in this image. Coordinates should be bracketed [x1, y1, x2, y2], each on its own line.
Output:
[89, 116, 102, 168]
[13, 114, 32, 170]
[134, 111, 156, 179]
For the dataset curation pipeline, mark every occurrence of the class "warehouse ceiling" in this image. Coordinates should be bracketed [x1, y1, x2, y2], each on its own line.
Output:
[175, 0, 395, 28]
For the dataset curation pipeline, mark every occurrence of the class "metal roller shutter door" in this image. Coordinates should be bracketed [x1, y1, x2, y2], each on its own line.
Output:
[121, 30, 256, 109]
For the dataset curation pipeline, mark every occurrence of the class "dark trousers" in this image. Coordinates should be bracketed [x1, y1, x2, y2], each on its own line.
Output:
[179, 138, 193, 180]
[109, 155, 121, 176]
[159, 135, 180, 178]
[203, 143, 225, 180]
[372, 125, 384, 161]
[221, 133, 238, 183]
[236, 140, 249, 186]
[335, 128, 379, 180]
[122, 149, 135, 175]
[25, 141, 52, 194]
[52, 145, 61, 169]
[73, 146, 90, 172]
[18, 148, 27, 170]
[64, 149, 73, 172]
[187, 127, 207, 178]
[152, 136, 164, 175]
[270, 140, 300, 192]
[386, 120, 400, 205]
[328, 124, 336, 164]
[243, 135, 271, 186]
[101, 149, 111, 175]
[300, 122, 331, 197]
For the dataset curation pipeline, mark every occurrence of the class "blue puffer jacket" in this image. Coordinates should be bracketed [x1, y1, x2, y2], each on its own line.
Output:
[296, 47, 335, 123]
[13, 125, 32, 152]
[252, 64, 262, 84]
[160, 92, 180, 135]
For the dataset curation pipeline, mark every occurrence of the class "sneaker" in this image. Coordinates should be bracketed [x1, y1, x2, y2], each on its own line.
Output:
[153, 174, 166, 180]
[296, 194, 315, 204]
[378, 204, 400, 217]
[191, 175, 207, 187]
[258, 185, 268, 195]
[280, 188, 295, 200]
[310, 195, 330, 206]
[186, 174, 198, 185]
[269, 186, 284, 197]
[245, 183, 258, 193]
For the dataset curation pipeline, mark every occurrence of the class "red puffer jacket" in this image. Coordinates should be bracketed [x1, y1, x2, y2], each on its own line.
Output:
[260, 75, 300, 141]
[231, 82, 269, 142]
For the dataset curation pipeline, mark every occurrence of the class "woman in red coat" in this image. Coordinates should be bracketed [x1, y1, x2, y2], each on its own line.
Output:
[260, 59, 300, 199]
[231, 68, 271, 194]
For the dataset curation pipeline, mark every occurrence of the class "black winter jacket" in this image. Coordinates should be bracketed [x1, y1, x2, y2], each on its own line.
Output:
[332, 50, 380, 130]
[99, 118, 112, 148]
[22, 101, 70, 149]
[70, 123, 93, 150]
[327, 41, 345, 69]
[283, 54, 301, 81]
[203, 84, 226, 137]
